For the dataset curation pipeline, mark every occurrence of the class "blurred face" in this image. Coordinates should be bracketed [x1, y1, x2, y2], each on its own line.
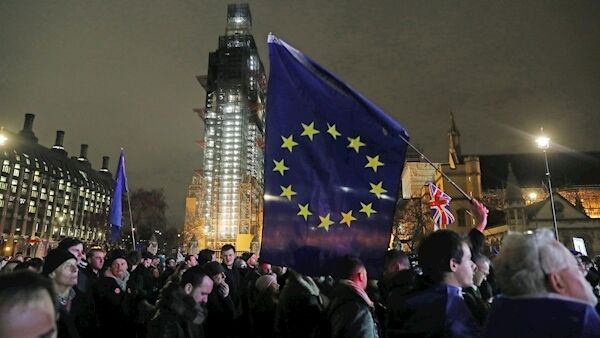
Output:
[152, 268, 160, 278]
[357, 266, 368, 290]
[51, 258, 78, 288]
[89, 251, 105, 271]
[222, 249, 236, 267]
[259, 263, 272, 275]
[189, 276, 214, 304]
[555, 257, 597, 306]
[151, 258, 160, 267]
[451, 242, 476, 288]
[110, 258, 128, 279]
[142, 258, 152, 268]
[473, 260, 490, 287]
[211, 272, 226, 286]
[187, 256, 198, 267]
[167, 259, 176, 269]
[0, 290, 57, 338]
[67, 244, 84, 264]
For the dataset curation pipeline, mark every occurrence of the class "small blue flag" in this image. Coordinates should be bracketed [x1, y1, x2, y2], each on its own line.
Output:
[109, 150, 128, 241]
[260, 34, 409, 277]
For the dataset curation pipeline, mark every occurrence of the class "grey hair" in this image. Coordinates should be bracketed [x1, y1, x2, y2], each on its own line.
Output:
[494, 228, 575, 296]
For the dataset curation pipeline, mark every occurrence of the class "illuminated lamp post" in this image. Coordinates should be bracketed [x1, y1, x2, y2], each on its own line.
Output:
[535, 129, 559, 239]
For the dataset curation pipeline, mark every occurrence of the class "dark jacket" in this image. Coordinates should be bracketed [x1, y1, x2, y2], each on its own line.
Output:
[147, 282, 206, 338]
[484, 296, 600, 338]
[222, 264, 242, 316]
[386, 279, 480, 338]
[128, 264, 157, 324]
[462, 286, 490, 326]
[275, 271, 328, 338]
[251, 289, 278, 338]
[204, 283, 236, 338]
[94, 276, 134, 337]
[328, 282, 379, 338]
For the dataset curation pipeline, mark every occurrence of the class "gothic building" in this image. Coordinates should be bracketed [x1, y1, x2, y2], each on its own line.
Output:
[184, 4, 265, 254]
[441, 114, 600, 256]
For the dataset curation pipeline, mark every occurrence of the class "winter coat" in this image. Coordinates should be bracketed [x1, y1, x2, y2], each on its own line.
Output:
[328, 282, 379, 338]
[484, 295, 600, 338]
[147, 282, 206, 338]
[386, 280, 480, 338]
[94, 275, 134, 337]
[275, 271, 328, 338]
[251, 289, 278, 338]
[204, 283, 236, 338]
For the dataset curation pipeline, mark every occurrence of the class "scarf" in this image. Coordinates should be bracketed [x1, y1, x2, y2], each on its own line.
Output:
[340, 279, 374, 308]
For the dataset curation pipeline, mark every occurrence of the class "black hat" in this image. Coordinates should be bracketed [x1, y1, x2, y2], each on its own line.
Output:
[42, 249, 76, 276]
[141, 251, 155, 260]
[105, 249, 128, 268]
[57, 237, 83, 250]
[203, 261, 225, 277]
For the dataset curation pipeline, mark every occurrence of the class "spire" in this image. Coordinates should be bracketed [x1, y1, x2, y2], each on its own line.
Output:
[448, 112, 461, 168]
[505, 163, 524, 205]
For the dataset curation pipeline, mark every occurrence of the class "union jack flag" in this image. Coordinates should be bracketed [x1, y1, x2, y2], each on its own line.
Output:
[429, 183, 455, 229]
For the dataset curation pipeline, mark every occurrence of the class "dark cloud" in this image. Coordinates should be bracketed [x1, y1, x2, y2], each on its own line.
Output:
[1, 0, 599, 227]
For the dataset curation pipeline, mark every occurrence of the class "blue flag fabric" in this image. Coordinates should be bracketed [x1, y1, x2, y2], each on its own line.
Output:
[261, 35, 409, 277]
[109, 151, 128, 241]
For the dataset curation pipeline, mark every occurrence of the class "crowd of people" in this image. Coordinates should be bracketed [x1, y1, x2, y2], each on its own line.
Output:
[1, 200, 600, 337]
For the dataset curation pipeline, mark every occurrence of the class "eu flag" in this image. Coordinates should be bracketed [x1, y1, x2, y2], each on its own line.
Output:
[261, 34, 409, 277]
[109, 150, 128, 241]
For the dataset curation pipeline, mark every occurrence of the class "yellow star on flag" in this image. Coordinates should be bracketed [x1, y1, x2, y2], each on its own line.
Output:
[318, 213, 334, 231]
[369, 181, 388, 199]
[340, 210, 357, 227]
[273, 159, 289, 176]
[360, 202, 377, 217]
[301, 122, 320, 141]
[347, 136, 366, 153]
[280, 185, 297, 201]
[365, 155, 384, 173]
[297, 203, 312, 221]
[326, 123, 342, 139]
[281, 135, 298, 152]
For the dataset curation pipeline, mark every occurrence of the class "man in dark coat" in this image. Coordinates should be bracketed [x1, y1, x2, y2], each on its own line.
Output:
[386, 230, 480, 337]
[328, 256, 379, 338]
[147, 266, 214, 338]
[275, 270, 329, 338]
[203, 261, 236, 338]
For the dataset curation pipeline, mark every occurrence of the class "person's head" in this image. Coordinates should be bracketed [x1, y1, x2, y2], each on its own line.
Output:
[180, 266, 214, 304]
[472, 254, 490, 287]
[141, 252, 155, 268]
[198, 249, 216, 265]
[335, 256, 368, 290]
[151, 256, 160, 268]
[418, 230, 475, 287]
[185, 254, 198, 268]
[57, 238, 84, 265]
[220, 245, 236, 268]
[203, 261, 226, 286]
[14, 252, 24, 262]
[43, 249, 78, 289]
[0, 271, 57, 338]
[241, 252, 258, 268]
[105, 249, 128, 279]
[166, 257, 176, 269]
[127, 250, 142, 269]
[258, 260, 272, 275]
[495, 229, 597, 306]
[234, 257, 247, 269]
[255, 274, 279, 293]
[384, 249, 410, 275]
[87, 247, 106, 272]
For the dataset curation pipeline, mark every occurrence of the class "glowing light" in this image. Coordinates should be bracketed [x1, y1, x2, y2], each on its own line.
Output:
[528, 192, 538, 200]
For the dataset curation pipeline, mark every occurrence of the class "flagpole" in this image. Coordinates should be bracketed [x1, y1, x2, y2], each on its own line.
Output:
[397, 133, 473, 202]
[126, 189, 136, 250]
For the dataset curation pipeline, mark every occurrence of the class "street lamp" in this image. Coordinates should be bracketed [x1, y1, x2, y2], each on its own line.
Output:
[536, 128, 559, 239]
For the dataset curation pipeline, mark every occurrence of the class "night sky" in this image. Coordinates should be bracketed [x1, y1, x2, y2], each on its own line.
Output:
[1, 1, 599, 228]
